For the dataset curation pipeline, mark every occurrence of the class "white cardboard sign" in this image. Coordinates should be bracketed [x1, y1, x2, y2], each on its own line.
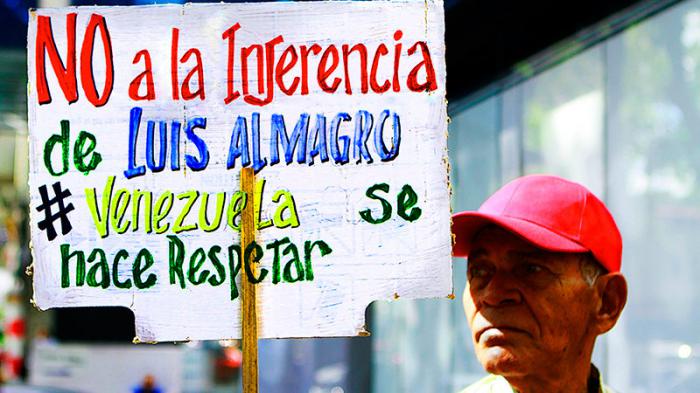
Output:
[27, 1, 451, 341]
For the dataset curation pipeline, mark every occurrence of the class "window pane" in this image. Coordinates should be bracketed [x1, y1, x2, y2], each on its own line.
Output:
[606, 2, 700, 391]
[522, 47, 605, 196]
[500, 85, 523, 184]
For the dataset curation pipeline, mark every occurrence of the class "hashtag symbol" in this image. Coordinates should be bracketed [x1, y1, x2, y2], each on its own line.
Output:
[36, 182, 75, 241]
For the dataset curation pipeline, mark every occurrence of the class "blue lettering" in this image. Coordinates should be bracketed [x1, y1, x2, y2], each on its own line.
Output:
[374, 110, 401, 162]
[330, 112, 351, 164]
[227, 116, 251, 169]
[270, 113, 309, 166]
[251, 112, 267, 173]
[146, 121, 167, 172]
[124, 107, 146, 179]
[353, 110, 373, 163]
[170, 120, 181, 171]
[184, 117, 209, 171]
[307, 114, 329, 165]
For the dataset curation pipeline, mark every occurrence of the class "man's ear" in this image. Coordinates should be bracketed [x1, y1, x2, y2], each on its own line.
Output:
[594, 272, 628, 334]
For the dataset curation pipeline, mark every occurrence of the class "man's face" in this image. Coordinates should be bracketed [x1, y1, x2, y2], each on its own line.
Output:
[463, 226, 598, 377]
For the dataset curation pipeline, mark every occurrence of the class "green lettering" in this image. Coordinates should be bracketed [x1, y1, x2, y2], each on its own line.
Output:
[132, 189, 152, 233]
[266, 237, 291, 284]
[85, 175, 114, 238]
[397, 184, 422, 222]
[272, 190, 299, 228]
[133, 249, 157, 289]
[244, 241, 268, 284]
[199, 192, 226, 232]
[43, 120, 70, 176]
[167, 235, 186, 289]
[255, 178, 273, 230]
[359, 183, 392, 224]
[173, 190, 199, 233]
[60, 243, 85, 288]
[282, 243, 303, 283]
[227, 191, 247, 231]
[154, 191, 174, 234]
[207, 246, 226, 286]
[87, 248, 110, 289]
[228, 245, 242, 300]
[188, 247, 210, 285]
[73, 130, 102, 175]
[112, 249, 132, 289]
[304, 240, 333, 281]
[110, 188, 131, 234]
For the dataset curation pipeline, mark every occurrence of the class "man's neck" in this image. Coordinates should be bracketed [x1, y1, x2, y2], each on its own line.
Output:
[505, 363, 596, 393]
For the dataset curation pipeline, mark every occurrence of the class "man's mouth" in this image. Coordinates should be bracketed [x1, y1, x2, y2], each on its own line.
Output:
[475, 326, 530, 344]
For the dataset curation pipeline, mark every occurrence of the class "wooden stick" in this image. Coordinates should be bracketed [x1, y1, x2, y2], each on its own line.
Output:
[240, 167, 259, 393]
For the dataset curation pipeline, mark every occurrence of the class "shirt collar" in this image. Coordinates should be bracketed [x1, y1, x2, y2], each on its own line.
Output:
[587, 364, 603, 393]
[504, 364, 605, 393]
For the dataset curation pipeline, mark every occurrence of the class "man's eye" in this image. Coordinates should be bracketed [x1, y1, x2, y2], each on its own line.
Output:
[518, 263, 555, 279]
[468, 265, 490, 279]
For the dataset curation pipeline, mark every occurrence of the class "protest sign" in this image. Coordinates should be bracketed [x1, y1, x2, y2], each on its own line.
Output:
[27, 1, 451, 342]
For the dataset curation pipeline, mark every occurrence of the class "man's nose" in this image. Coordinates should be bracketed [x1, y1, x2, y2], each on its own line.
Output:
[479, 271, 523, 307]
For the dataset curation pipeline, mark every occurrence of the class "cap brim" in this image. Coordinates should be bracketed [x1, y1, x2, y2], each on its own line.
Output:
[452, 211, 588, 257]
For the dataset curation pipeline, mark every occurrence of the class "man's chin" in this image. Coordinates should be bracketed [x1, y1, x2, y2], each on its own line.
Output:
[478, 346, 529, 377]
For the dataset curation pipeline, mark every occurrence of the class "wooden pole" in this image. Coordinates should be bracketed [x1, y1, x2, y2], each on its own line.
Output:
[240, 167, 259, 393]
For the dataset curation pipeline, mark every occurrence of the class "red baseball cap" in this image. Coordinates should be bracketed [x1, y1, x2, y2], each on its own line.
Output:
[452, 175, 622, 272]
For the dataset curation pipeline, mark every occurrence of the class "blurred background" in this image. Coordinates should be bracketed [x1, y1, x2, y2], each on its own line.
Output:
[1, 0, 699, 392]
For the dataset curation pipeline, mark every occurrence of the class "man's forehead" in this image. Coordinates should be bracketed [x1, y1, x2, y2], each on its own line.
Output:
[469, 226, 573, 265]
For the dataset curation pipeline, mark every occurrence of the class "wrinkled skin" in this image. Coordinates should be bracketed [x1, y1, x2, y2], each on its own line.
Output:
[462, 227, 627, 393]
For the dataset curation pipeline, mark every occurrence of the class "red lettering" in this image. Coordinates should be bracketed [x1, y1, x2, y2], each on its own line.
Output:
[244, 35, 283, 106]
[79, 14, 113, 107]
[300, 44, 321, 95]
[222, 22, 241, 104]
[129, 49, 155, 101]
[170, 28, 180, 100]
[241, 44, 263, 97]
[181, 48, 205, 100]
[171, 28, 205, 101]
[35, 13, 77, 105]
[406, 41, 437, 92]
[318, 45, 341, 93]
[370, 44, 390, 93]
[392, 30, 403, 92]
[342, 43, 368, 94]
[213, 25, 437, 104]
[276, 45, 299, 96]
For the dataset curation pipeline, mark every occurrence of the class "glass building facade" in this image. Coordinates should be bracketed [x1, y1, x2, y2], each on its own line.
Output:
[374, 1, 700, 392]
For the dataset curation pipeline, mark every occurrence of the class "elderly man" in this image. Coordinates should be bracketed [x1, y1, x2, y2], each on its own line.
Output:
[452, 175, 627, 393]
